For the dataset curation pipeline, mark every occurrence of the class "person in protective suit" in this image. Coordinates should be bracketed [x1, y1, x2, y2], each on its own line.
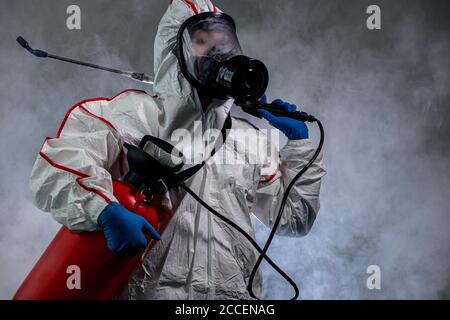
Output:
[30, 0, 326, 300]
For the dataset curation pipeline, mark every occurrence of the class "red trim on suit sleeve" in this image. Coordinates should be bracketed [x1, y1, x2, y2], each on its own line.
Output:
[39, 89, 147, 204]
[39, 139, 112, 203]
[78, 105, 117, 131]
[56, 89, 145, 138]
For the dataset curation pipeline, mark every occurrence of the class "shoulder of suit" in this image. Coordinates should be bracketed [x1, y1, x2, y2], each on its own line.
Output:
[77, 89, 159, 114]
[109, 89, 156, 103]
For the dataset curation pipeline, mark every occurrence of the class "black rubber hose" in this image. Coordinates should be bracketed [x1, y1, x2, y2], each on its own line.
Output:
[180, 183, 299, 300]
[247, 119, 324, 300]
[180, 119, 324, 300]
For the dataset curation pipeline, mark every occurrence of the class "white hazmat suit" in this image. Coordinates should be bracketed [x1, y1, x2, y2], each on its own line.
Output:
[30, 0, 326, 300]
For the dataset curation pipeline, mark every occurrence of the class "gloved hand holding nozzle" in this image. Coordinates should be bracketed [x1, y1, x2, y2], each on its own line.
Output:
[257, 94, 309, 140]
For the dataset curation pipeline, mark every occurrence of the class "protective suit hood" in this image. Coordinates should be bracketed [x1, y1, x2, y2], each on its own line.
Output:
[152, 0, 233, 164]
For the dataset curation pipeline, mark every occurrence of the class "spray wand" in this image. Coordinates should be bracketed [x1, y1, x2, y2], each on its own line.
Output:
[16, 36, 153, 85]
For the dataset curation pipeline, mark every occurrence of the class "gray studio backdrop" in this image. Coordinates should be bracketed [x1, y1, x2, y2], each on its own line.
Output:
[1, 0, 449, 299]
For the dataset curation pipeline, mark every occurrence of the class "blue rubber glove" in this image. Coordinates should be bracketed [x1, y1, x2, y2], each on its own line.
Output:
[257, 95, 309, 140]
[98, 202, 161, 256]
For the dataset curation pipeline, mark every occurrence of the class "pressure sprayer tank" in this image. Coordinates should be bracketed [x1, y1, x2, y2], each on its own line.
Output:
[13, 179, 172, 300]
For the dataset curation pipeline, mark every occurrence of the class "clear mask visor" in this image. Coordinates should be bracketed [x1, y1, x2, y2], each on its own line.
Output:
[180, 15, 243, 84]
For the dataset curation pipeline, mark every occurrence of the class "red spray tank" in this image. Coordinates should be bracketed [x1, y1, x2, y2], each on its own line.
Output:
[13, 137, 186, 300]
[13, 180, 173, 300]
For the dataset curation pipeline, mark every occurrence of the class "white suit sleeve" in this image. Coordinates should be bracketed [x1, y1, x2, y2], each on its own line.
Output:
[30, 104, 123, 232]
[251, 139, 326, 237]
